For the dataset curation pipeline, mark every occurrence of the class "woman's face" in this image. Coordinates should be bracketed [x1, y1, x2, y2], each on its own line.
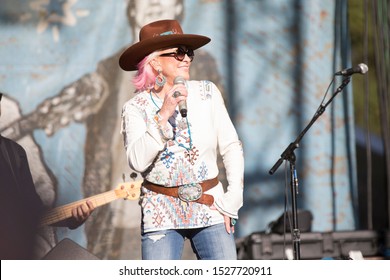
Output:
[157, 46, 193, 84]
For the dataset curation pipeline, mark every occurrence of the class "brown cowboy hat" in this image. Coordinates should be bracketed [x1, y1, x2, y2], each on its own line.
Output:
[119, 19, 211, 71]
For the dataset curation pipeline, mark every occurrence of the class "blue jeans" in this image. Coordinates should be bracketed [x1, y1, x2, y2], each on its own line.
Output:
[141, 223, 237, 260]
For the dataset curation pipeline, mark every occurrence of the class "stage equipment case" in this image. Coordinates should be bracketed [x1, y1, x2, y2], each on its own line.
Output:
[236, 230, 382, 260]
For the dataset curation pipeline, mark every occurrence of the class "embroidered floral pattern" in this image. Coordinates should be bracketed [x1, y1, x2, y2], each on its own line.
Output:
[200, 80, 213, 100]
[161, 150, 175, 168]
[169, 157, 196, 185]
[122, 81, 243, 233]
[149, 170, 165, 185]
[197, 162, 208, 180]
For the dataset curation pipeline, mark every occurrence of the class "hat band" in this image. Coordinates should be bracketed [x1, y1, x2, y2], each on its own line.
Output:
[160, 31, 174, 36]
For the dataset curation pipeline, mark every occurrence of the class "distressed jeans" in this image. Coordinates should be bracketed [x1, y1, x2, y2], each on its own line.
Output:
[141, 223, 237, 260]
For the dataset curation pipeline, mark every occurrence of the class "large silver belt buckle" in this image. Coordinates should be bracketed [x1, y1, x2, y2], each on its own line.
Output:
[178, 183, 202, 202]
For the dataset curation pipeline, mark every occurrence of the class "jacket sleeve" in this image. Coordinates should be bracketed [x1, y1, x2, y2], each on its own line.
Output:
[210, 83, 244, 219]
[121, 99, 173, 173]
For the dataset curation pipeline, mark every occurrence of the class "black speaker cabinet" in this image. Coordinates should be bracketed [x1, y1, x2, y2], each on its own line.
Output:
[42, 238, 99, 260]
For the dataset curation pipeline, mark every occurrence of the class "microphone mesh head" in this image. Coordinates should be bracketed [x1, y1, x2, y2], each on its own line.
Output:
[358, 63, 369, 74]
[174, 76, 185, 84]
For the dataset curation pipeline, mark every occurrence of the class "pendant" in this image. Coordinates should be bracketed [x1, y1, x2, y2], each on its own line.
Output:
[185, 146, 199, 165]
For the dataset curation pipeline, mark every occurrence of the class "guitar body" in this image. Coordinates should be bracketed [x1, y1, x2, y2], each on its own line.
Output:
[40, 181, 141, 227]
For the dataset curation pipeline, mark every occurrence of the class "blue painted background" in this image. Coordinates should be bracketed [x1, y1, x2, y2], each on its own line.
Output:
[0, 0, 357, 259]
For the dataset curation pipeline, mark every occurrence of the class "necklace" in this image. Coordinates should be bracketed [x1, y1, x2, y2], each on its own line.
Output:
[150, 91, 162, 109]
[175, 117, 193, 151]
[149, 92, 193, 152]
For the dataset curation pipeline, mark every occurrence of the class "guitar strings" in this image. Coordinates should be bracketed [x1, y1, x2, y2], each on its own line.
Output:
[40, 191, 119, 226]
[39, 183, 140, 226]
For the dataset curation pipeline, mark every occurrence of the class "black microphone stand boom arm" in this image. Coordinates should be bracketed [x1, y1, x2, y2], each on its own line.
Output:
[268, 76, 351, 260]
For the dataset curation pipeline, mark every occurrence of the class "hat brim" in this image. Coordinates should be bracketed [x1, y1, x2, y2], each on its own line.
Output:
[119, 34, 210, 71]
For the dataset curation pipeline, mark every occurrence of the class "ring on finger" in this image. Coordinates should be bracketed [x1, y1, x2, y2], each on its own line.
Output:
[173, 91, 181, 98]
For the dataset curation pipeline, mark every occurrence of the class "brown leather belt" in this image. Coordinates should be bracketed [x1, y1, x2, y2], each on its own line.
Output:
[143, 177, 219, 206]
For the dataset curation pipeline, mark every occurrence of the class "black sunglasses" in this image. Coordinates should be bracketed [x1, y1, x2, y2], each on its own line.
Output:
[159, 47, 194, 62]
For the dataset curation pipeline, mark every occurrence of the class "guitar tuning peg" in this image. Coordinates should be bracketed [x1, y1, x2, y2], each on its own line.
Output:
[130, 172, 137, 181]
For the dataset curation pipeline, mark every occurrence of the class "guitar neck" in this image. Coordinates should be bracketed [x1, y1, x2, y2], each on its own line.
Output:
[39, 189, 120, 227]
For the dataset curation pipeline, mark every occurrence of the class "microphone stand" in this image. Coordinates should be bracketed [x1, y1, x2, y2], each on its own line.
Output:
[268, 75, 351, 260]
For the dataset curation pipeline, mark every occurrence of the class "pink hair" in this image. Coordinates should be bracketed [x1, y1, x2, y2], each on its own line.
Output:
[132, 53, 158, 91]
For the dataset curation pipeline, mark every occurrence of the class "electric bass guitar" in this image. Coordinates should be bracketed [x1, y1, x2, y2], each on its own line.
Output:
[39, 181, 142, 227]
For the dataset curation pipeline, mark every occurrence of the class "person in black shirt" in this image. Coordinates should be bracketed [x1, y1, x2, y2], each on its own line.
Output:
[0, 93, 95, 260]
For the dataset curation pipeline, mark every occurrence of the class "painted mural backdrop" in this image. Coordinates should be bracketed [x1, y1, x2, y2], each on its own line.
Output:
[0, 0, 357, 259]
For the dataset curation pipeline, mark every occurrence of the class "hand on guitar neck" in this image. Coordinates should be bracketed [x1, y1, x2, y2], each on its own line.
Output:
[50, 200, 96, 229]
[40, 181, 141, 228]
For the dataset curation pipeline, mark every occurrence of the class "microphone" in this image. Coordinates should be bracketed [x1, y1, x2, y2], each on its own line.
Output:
[174, 76, 187, 117]
[335, 63, 368, 76]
